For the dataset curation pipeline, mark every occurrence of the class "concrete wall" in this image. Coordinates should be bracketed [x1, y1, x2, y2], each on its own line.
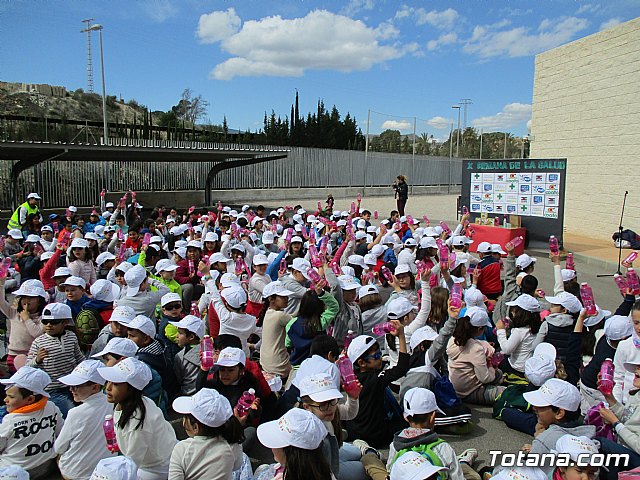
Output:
[530, 17, 640, 241]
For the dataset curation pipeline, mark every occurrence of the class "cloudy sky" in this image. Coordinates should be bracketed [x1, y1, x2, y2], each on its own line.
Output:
[2, 1, 638, 139]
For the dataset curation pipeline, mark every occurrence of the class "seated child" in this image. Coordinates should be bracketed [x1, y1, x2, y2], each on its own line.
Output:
[170, 388, 243, 479]
[90, 456, 138, 480]
[170, 315, 204, 396]
[61, 276, 90, 320]
[532, 291, 581, 363]
[0, 367, 63, 479]
[26, 303, 85, 417]
[550, 434, 601, 480]
[90, 305, 136, 358]
[158, 292, 183, 360]
[55, 359, 115, 479]
[390, 451, 447, 480]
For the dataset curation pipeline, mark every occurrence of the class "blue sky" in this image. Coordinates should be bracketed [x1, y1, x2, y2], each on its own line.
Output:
[2, 1, 639, 139]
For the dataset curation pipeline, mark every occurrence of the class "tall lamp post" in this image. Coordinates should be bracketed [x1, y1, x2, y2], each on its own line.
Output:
[88, 24, 108, 146]
[451, 105, 461, 157]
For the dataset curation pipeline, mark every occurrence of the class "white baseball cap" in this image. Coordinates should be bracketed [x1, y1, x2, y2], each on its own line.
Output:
[523, 378, 581, 411]
[96, 252, 116, 267]
[298, 373, 343, 403]
[27, 192, 41, 200]
[545, 291, 583, 313]
[59, 359, 106, 386]
[187, 240, 202, 250]
[561, 269, 576, 282]
[390, 451, 447, 480]
[42, 302, 72, 320]
[451, 236, 469, 247]
[257, 408, 327, 450]
[477, 241, 492, 253]
[0, 465, 29, 480]
[488, 466, 547, 480]
[394, 263, 411, 275]
[90, 456, 137, 480]
[40, 225, 53, 233]
[210, 252, 233, 264]
[491, 243, 506, 255]
[464, 286, 485, 309]
[154, 259, 177, 274]
[338, 275, 359, 291]
[91, 337, 138, 359]
[169, 315, 205, 339]
[7, 229, 23, 240]
[12, 282, 48, 299]
[404, 238, 417, 247]
[341, 265, 356, 277]
[91, 279, 120, 303]
[53, 266, 72, 278]
[553, 434, 600, 464]
[230, 243, 245, 254]
[409, 325, 439, 350]
[85, 232, 99, 241]
[40, 251, 55, 261]
[419, 236, 438, 249]
[290, 235, 303, 243]
[109, 305, 136, 325]
[61, 276, 87, 289]
[347, 254, 367, 269]
[204, 232, 219, 243]
[291, 257, 311, 274]
[363, 253, 377, 266]
[160, 292, 182, 307]
[215, 347, 246, 367]
[25, 234, 41, 244]
[371, 244, 385, 257]
[261, 231, 275, 244]
[70, 238, 89, 249]
[116, 262, 134, 274]
[525, 343, 557, 387]
[466, 305, 491, 327]
[604, 314, 633, 341]
[506, 293, 542, 312]
[128, 315, 156, 339]
[359, 284, 379, 299]
[347, 335, 377, 365]
[516, 254, 537, 269]
[220, 272, 240, 288]
[0, 366, 51, 397]
[173, 388, 234, 428]
[403, 387, 444, 416]
[387, 297, 417, 319]
[221, 285, 247, 309]
[98, 357, 152, 391]
[253, 254, 269, 266]
[293, 356, 340, 390]
[262, 281, 294, 298]
[124, 265, 147, 296]
[174, 247, 187, 259]
[355, 231, 367, 241]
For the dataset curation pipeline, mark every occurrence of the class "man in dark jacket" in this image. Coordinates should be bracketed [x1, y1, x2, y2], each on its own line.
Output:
[393, 175, 409, 216]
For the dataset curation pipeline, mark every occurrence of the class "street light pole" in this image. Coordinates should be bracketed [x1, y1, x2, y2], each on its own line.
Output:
[452, 105, 461, 157]
[95, 25, 108, 147]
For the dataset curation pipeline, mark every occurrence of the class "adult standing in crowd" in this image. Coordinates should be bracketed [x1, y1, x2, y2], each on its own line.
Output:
[393, 175, 409, 217]
[8, 193, 43, 235]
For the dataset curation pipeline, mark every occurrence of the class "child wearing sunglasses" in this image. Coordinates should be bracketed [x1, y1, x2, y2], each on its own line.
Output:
[26, 303, 85, 418]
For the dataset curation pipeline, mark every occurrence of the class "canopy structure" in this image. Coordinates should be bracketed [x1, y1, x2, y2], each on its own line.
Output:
[0, 140, 288, 209]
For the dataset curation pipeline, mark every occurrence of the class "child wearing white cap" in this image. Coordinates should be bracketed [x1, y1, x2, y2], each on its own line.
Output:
[90, 456, 138, 480]
[475, 241, 503, 300]
[248, 253, 272, 304]
[98, 357, 177, 480]
[169, 315, 205, 396]
[170, 389, 244, 480]
[447, 306, 506, 405]
[67, 237, 97, 286]
[387, 387, 471, 479]
[324, 268, 362, 349]
[54, 360, 115, 480]
[0, 367, 63, 479]
[26, 302, 85, 417]
[531, 291, 580, 363]
[254, 408, 333, 480]
[62, 275, 90, 319]
[259, 281, 295, 379]
[115, 265, 170, 319]
[549, 434, 601, 480]
[0, 277, 46, 372]
[389, 451, 447, 480]
[157, 292, 184, 360]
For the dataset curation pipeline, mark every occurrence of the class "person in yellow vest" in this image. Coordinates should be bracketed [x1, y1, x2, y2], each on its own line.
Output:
[8, 193, 43, 235]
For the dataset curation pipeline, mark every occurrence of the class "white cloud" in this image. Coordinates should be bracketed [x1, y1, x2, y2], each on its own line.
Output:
[427, 116, 452, 129]
[381, 120, 412, 131]
[600, 18, 623, 31]
[426, 32, 458, 51]
[395, 6, 459, 29]
[141, 0, 178, 23]
[463, 16, 589, 59]
[206, 10, 414, 80]
[472, 103, 532, 131]
[197, 8, 241, 44]
[341, 0, 375, 16]
[576, 3, 600, 15]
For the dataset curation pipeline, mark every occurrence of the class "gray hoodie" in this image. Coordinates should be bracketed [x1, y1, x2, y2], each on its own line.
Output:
[530, 422, 597, 474]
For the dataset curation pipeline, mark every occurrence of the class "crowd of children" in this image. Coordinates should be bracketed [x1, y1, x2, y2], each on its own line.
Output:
[0, 190, 637, 479]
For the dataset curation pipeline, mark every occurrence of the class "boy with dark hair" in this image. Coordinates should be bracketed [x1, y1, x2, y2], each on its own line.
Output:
[170, 315, 204, 396]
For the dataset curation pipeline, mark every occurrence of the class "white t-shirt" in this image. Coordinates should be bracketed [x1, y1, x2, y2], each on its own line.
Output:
[168, 436, 242, 480]
[54, 392, 115, 480]
[0, 400, 63, 471]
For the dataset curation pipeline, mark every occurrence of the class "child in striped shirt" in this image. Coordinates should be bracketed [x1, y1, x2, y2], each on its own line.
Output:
[26, 303, 84, 418]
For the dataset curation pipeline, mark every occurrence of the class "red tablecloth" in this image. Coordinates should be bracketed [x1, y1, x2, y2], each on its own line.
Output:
[468, 225, 526, 256]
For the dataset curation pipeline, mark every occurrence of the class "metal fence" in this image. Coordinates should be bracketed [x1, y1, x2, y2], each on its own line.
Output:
[0, 143, 464, 209]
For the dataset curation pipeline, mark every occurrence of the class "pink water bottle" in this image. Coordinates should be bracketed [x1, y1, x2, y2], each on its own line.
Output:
[344, 330, 355, 350]
[142, 233, 151, 248]
[462, 205, 469, 215]
[372, 322, 397, 336]
[598, 358, 615, 396]
[357, 193, 361, 203]
[350, 202, 356, 215]
[117, 229, 124, 242]
[579, 282, 597, 315]
[279, 258, 288, 275]
[236, 389, 256, 417]
[627, 268, 640, 294]
[505, 236, 523, 250]
[306, 267, 322, 285]
[200, 335, 214, 369]
[439, 221, 451, 235]
[624, 251, 638, 265]
[309, 244, 322, 268]
[317, 201, 322, 212]
[490, 352, 504, 368]
[330, 261, 342, 276]
[614, 274, 629, 294]
[406, 215, 414, 225]
[549, 235, 559, 256]
[0, 258, 12, 279]
[450, 282, 462, 308]
[337, 356, 362, 397]
[190, 301, 200, 317]
[217, 200, 223, 211]
[189, 259, 195, 275]
[565, 252, 575, 271]
[379, 265, 393, 282]
[117, 243, 127, 262]
[103, 415, 120, 453]
[374, 210, 378, 220]
[423, 215, 430, 226]
[438, 244, 449, 270]
[285, 228, 293, 244]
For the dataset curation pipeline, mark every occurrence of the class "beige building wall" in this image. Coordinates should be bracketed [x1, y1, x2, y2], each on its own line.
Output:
[530, 17, 640, 241]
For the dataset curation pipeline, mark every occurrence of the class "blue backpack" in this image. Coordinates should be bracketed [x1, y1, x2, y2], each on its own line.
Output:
[433, 375, 461, 408]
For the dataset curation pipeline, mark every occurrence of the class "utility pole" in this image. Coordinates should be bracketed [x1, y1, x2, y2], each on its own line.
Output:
[452, 105, 461, 157]
[459, 99, 472, 145]
[81, 19, 95, 92]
